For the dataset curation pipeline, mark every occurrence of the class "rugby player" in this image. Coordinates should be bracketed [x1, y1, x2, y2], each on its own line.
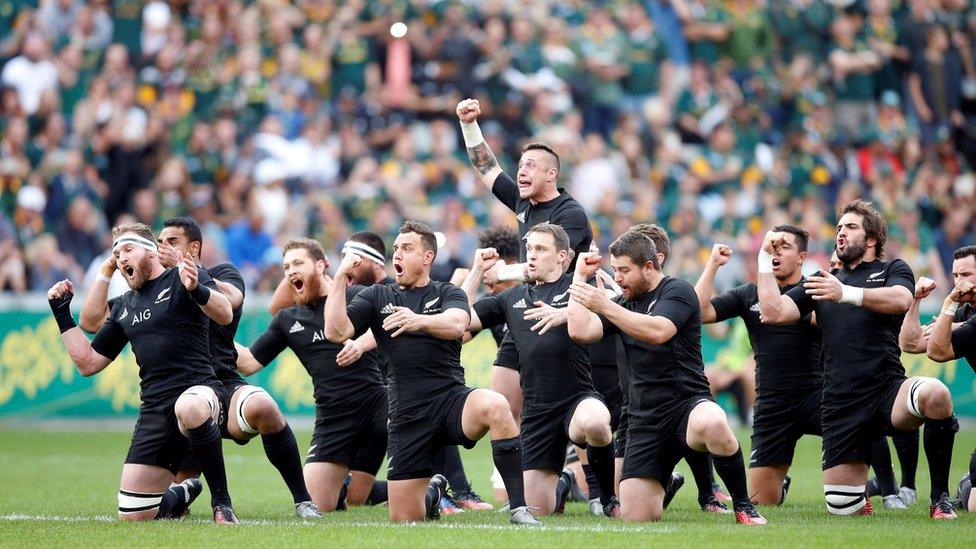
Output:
[567, 232, 766, 524]
[462, 223, 619, 516]
[757, 199, 958, 519]
[324, 221, 540, 525]
[235, 238, 390, 513]
[48, 223, 239, 523]
[695, 226, 821, 506]
[80, 218, 319, 518]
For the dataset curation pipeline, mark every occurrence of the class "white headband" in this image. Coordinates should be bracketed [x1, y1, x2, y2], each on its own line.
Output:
[113, 234, 158, 253]
[342, 241, 385, 266]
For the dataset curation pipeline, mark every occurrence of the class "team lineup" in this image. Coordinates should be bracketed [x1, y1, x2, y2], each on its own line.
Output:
[42, 99, 976, 526]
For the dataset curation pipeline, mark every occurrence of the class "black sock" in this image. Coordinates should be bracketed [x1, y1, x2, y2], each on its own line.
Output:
[186, 420, 232, 507]
[366, 480, 388, 505]
[726, 379, 749, 424]
[869, 437, 898, 496]
[425, 481, 441, 516]
[157, 483, 192, 519]
[491, 437, 526, 509]
[441, 446, 472, 494]
[924, 416, 958, 502]
[970, 450, 976, 484]
[685, 451, 715, 505]
[262, 425, 310, 503]
[555, 471, 573, 509]
[587, 442, 616, 505]
[712, 448, 749, 507]
[582, 463, 601, 501]
[893, 429, 919, 490]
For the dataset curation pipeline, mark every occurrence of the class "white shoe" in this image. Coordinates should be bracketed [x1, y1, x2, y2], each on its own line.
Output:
[588, 498, 604, 516]
[883, 494, 908, 510]
[509, 506, 542, 526]
[899, 486, 917, 506]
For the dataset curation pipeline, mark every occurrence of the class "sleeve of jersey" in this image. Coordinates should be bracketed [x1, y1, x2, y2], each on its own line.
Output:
[472, 294, 506, 328]
[710, 285, 747, 322]
[885, 259, 915, 293]
[441, 285, 471, 316]
[346, 286, 377, 336]
[90, 307, 129, 360]
[250, 315, 289, 366]
[552, 205, 592, 251]
[490, 171, 519, 212]
[950, 317, 976, 360]
[785, 283, 815, 318]
[653, 282, 696, 328]
[210, 263, 246, 294]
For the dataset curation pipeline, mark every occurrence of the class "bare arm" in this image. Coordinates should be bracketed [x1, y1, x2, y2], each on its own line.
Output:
[324, 256, 358, 343]
[268, 276, 296, 315]
[178, 254, 232, 325]
[928, 282, 975, 361]
[457, 98, 504, 190]
[49, 280, 112, 376]
[566, 252, 606, 343]
[900, 277, 936, 353]
[79, 257, 115, 333]
[215, 279, 244, 309]
[235, 342, 264, 376]
[695, 244, 732, 324]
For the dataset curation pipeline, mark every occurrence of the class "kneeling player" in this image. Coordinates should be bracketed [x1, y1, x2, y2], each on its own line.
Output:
[462, 223, 618, 516]
[236, 239, 388, 513]
[324, 221, 540, 525]
[48, 223, 238, 523]
[568, 232, 765, 524]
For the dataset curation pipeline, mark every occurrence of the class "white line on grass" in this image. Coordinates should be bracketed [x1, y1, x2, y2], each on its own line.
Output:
[0, 514, 673, 533]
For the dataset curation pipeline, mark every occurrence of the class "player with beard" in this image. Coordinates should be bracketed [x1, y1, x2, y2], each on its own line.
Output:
[925, 246, 976, 512]
[758, 199, 958, 519]
[695, 225, 822, 506]
[460, 223, 619, 517]
[235, 238, 392, 513]
[47, 223, 239, 523]
[80, 217, 319, 518]
[324, 221, 540, 525]
[567, 232, 766, 524]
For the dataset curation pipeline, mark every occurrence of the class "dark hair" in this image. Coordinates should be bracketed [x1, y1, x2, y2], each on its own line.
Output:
[953, 245, 976, 262]
[111, 222, 154, 243]
[348, 230, 386, 258]
[520, 142, 560, 173]
[399, 221, 438, 257]
[609, 231, 659, 270]
[628, 223, 670, 266]
[526, 222, 570, 253]
[838, 199, 887, 259]
[163, 217, 204, 252]
[282, 238, 326, 263]
[771, 224, 809, 253]
[478, 226, 520, 262]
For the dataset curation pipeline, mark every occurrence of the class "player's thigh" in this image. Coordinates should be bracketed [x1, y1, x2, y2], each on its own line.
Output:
[118, 463, 176, 520]
[460, 388, 511, 441]
[490, 366, 523, 420]
[823, 462, 869, 487]
[174, 385, 220, 434]
[347, 471, 377, 506]
[567, 397, 611, 443]
[304, 462, 351, 512]
[620, 477, 665, 522]
[227, 385, 280, 440]
[524, 469, 559, 515]
[388, 478, 431, 522]
[749, 465, 790, 506]
[684, 400, 733, 453]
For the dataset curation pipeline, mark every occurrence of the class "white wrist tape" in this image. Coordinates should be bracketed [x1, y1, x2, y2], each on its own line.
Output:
[460, 121, 485, 148]
[497, 261, 525, 282]
[840, 284, 864, 306]
[758, 250, 774, 274]
[96, 273, 112, 284]
[942, 300, 959, 317]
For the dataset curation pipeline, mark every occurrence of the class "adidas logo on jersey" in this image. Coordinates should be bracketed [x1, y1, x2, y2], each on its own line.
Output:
[119, 308, 128, 320]
[516, 211, 526, 223]
[645, 299, 658, 313]
[290, 321, 305, 334]
[380, 303, 395, 314]
[154, 288, 171, 304]
[749, 302, 761, 312]
[512, 298, 528, 309]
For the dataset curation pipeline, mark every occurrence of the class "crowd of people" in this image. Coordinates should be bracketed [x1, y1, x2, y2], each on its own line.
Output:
[2, 0, 976, 299]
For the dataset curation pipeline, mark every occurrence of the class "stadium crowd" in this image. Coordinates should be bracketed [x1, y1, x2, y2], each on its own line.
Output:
[1, 0, 976, 297]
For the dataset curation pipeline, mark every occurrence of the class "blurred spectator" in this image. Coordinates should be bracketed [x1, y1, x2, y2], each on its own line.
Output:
[1, 33, 58, 115]
[54, 196, 105, 272]
[908, 26, 964, 145]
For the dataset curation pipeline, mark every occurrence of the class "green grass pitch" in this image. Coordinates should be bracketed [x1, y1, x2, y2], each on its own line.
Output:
[0, 427, 973, 547]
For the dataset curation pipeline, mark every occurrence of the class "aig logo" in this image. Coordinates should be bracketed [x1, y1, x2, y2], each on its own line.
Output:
[132, 309, 152, 325]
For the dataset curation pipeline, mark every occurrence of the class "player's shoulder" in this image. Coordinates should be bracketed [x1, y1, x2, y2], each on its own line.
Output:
[661, 275, 695, 295]
[434, 280, 467, 298]
[207, 262, 243, 281]
[346, 283, 370, 299]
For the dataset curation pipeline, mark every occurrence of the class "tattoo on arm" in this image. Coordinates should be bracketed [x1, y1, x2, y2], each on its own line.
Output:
[467, 142, 498, 175]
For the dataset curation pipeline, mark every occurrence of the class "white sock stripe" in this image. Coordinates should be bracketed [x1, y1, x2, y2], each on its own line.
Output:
[343, 242, 385, 266]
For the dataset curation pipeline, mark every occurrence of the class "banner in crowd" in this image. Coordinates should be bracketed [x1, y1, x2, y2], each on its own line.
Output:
[1, 310, 974, 418]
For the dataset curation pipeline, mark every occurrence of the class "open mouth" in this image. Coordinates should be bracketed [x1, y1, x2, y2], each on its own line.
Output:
[771, 258, 781, 269]
[122, 265, 135, 278]
[393, 263, 404, 276]
[518, 179, 531, 190]
[290, 277, 305, 293]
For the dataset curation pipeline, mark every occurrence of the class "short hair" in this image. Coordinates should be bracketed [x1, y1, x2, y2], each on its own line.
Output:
[609, 231, 660, 270]
[282, 238, 326, 263]
[111, 222, 154, 243]
[163, 217, 204, 251]
[520, 142, 560, 172]
[478, 226, 520, 262]
[771, 224, 809, 253]
[348, 230, 386, 259]
[628, 223, 670, 265]
[953, 245, 976, 262]
[525, 222, 570, 253]
[838, 199, 887, 259]
[399, 221, 438, 256]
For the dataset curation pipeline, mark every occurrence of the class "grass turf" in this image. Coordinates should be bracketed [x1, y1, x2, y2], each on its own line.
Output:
[0, 427, 973, 547]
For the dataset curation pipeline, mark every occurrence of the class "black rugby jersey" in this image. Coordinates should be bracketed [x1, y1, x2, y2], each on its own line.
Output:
[205, 263, 247, 386]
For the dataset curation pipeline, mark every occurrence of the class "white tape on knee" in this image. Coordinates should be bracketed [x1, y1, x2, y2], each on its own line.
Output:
[184, 385, 220, 422]
[236, 386, 267, 435]
[824, 484, 866, 515]
[118, 490, 163, 514]
[908, 377, 937, 419]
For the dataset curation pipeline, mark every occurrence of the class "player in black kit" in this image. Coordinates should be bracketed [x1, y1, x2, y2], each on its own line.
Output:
[461, 223, 618, 517]
[758, 199, 958, 519]
[324, 221, 540, 525]
[567, 232, 766, 524]
[47, 223, 238, 523]
[235, 238, 388, 513]
[79, 218, 319, 518]
[695, 226, 821, 506]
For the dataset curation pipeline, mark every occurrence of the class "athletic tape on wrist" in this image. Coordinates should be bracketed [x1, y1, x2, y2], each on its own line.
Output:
[758, 250, 774, 274]
[497, 261, 525, 282]
[840, 284, 864, 307]
[96, 273, 112, 284]
[342, 241, 385, 266]
[942, 300, 960, 317]
[113, 234, 157, 253]
[460, 121, 485, 148]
